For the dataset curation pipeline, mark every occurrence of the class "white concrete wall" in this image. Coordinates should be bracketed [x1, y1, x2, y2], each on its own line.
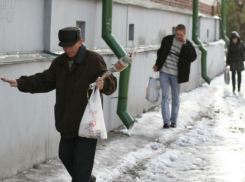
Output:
[49, 0, 99, 51]
[126, 6, 192, 47]
[181, 41, 225, 92]
[0, 61, 59, 179]
[0, 0, 219, 53]
[0, 0, 45, 53]
[199, 17, 219, 42]
[49, 1, 128, 51]
[48, 0, 218, 52]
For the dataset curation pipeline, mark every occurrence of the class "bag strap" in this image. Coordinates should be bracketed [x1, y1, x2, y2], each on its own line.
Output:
[87, 87, 96, 106]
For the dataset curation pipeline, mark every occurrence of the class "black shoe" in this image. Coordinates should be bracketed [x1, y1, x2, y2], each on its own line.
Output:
[171, 123, 177, 128]
[90, 175, 96, 182]
[163, 123, 170, 129]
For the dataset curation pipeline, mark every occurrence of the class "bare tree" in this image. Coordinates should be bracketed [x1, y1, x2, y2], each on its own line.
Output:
[227, 0, 245, 40]
[235, 0, 245, 39]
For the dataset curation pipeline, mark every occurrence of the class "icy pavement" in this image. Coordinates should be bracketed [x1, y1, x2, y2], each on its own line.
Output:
[2, 72, 245, 182]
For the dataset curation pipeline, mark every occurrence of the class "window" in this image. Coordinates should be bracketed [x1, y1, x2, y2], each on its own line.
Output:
[76, 21, 86, 41]
[172, 27, 176, 34]
[129, 24, 134, 41]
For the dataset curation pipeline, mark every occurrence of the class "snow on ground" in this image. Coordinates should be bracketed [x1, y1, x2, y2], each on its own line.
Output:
[2, 72, 245, 182]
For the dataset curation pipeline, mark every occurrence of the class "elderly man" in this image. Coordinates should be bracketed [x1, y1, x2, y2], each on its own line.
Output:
[1, 27, 117, 182]
[153, 24, 197, 129]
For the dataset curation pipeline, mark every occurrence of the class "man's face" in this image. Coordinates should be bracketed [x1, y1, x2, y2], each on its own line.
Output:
[63, 40, 83, 58]
[232, 38, 238, 44]
[175, 30, 186, 41]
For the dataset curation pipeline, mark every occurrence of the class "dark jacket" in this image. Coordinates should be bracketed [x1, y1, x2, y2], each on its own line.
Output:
[155, 35, 197, 83]
[17, 45, 117, 139]
[227, 31, 245, 72]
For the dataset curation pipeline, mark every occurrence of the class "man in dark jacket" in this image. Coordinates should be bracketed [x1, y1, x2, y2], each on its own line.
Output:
[1, 27, 117, 182]
[226, 31, 245, 93]
[153, 24, 197, 129]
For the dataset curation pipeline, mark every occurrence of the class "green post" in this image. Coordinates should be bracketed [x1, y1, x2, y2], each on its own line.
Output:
[192, 0, 211, 84]
[102, 0, 134, 129]
[221, 0, 229, 45]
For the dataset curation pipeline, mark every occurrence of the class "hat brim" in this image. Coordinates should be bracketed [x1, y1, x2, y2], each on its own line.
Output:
[58, 41, 77, 47]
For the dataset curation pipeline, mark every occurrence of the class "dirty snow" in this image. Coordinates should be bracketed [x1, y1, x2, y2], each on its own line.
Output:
[2, 72, 245, 182]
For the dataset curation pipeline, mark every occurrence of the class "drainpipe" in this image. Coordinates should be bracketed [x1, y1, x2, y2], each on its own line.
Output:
[102, 0, 134, 129]
[221, 0, 229, 46]
[192, 0, 211, 84]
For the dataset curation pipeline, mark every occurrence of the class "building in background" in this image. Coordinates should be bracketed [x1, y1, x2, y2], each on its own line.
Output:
[0, 0, 225, 179]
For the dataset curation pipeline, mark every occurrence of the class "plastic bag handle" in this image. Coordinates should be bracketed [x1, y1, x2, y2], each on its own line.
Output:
[86, 87, 96, 106]
[152, 71, 159, 78]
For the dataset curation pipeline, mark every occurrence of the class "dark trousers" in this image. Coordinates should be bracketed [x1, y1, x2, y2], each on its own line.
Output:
[59, 136, 97, 182]
[231, 63, 242, 91]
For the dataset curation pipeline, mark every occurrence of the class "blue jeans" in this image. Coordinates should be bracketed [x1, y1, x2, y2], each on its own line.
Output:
[59, 137, 97, 182]
[159, 72, 180, 124]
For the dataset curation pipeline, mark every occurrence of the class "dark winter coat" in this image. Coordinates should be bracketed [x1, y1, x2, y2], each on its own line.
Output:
[17, 45, 117, 139]
[155, 35, 197, 83]
[226, 31, 245, 72]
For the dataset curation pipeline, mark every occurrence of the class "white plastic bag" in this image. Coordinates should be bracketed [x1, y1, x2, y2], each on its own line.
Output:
[146, 72, 160, 104]
[78, 88, 107, 139]
[224, 66, 230, 85]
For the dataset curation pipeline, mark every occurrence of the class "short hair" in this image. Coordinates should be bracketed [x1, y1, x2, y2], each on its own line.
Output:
[175, 24, 186, 33]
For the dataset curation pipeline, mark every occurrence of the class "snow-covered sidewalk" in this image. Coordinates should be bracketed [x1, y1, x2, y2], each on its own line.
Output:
[2, 72, 245, 182]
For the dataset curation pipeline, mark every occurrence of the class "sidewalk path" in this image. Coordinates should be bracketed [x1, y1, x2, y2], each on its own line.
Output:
[2, 72, 245, 182]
